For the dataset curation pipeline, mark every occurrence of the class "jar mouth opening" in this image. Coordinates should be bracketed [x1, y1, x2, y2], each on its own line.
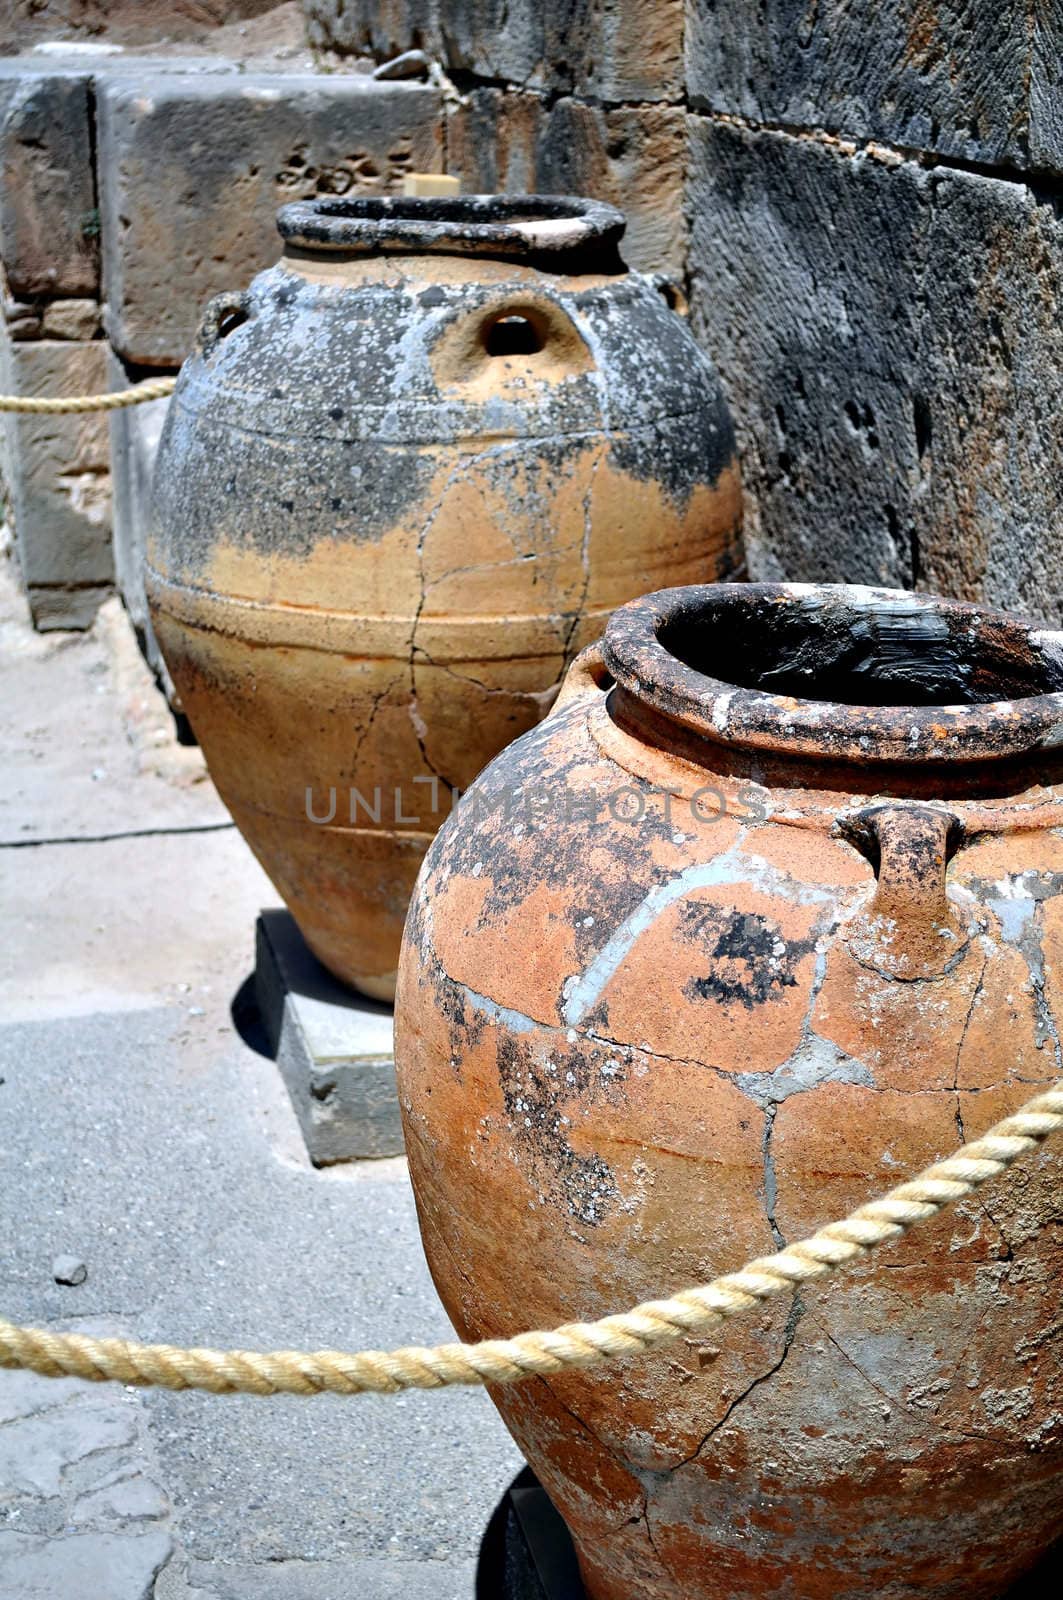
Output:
[602, 584, 1063, 764]
[276, 193, 627, 267]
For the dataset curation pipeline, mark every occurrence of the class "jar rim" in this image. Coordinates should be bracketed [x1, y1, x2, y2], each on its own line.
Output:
[602, 584, 1063, 765]
[276, 193, 627, 265]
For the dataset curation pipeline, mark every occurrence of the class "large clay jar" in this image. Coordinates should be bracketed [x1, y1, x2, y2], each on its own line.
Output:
[147, 195, 742, 999]
[396, 583, 1063, 1599]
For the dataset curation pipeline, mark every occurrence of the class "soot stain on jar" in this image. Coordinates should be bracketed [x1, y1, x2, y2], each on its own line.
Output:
[496, 1032, 626, 1226]
[680, 905, 813, 1009]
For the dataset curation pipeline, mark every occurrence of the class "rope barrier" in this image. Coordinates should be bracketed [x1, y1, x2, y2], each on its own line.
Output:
[0, 377, 177, 414]
[1, 1081, 1060, 1397]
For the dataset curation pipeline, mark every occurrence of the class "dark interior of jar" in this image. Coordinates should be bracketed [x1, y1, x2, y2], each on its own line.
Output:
[306, 195, 591, 227]
[659, 592, 1062, 707]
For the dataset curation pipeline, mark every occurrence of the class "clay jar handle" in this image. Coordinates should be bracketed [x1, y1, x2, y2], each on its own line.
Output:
[549, 642, 613, 717]
[434, 294, 594, 385]
[648, 271, 689, 316]
[194, 291, 253, 360]
[839, 803, 968, 979]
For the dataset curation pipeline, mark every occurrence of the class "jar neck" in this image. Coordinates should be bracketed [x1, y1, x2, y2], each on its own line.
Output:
[606, 683, 1063, 806]
[275, 195, 628, 276]
[601, 583, 1063, 771]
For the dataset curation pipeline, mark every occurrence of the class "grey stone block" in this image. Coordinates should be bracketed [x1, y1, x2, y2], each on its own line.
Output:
[255, 909, 403, 1164]
[1029, 12, 1063, 170]
[307, 0, 684, 100]
[915, 165, 1063, 623]
[686, 115, 1063, 625]
[0, 69, 98, 297]
[685, 0, 1038, 170]
[106, 346, 174, 688]
[0, 1530, 173, 1600]
[0, 331, 112, 629]
[451, 90, 687, 274]
[2, 271, 42, 339]
[687, 117, 926, 593]
[97, 72, 443, 367]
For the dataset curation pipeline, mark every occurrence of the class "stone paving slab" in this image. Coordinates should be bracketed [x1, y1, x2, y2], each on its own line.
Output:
[0, 1354, 174, 1600]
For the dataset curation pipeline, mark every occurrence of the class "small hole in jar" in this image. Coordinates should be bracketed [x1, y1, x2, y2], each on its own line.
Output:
[484, 314, 545, 357]
[216, 305, 249, 341]
[654, 277, 686, 313]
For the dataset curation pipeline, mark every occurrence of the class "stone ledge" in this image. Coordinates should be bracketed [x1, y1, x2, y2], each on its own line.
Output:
[255, 909, 403, 1165]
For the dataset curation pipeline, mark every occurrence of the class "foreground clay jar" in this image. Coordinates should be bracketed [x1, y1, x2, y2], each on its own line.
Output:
[396, 583, 1063, 1598]
[147, 195, 742, 999]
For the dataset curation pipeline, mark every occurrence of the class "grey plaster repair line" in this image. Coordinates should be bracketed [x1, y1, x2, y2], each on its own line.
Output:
[0, 822, 236, 849]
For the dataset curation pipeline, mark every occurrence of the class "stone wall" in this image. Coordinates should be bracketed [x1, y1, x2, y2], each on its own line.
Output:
[310, 0, 1063, 626]
[309, 2, 691, 277]
[4, 3, 1061, 630]
[0, 28, 443, 628]
[682, 3, 1063, 623]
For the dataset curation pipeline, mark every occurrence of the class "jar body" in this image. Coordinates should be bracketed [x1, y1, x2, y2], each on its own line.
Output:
[148, 230, 742, 999]
[395, 593, 1063, 1598]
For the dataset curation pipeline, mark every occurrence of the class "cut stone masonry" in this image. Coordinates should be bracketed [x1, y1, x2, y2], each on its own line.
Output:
[311, 0, 1063, 627]
[4, 3, 1063, 635]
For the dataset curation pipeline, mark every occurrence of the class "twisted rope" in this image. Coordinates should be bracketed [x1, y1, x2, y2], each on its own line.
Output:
[0, 376, 177, 414]
[1, 1083, 1060, 1397]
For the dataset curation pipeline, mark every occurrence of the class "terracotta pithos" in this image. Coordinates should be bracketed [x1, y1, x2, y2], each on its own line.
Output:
[146, 195, 742, 999]
[395, 583, 1063, 1599]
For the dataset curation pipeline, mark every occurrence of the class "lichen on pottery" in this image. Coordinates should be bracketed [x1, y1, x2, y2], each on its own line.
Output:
[147, 195, 742, 1000]
[395, 583, 1063, 1599]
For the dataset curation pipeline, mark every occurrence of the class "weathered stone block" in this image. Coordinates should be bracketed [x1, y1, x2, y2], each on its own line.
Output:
[0, 69, 98, 296]
[1029, 12, 1063, 170]
[1, 270, 41, 340]
[97, 72, 443, 366]
[41, 300, 101, 341]
[687, 116, 1063, 625]
[915, 167, 1063, 623]
[451, 90, 687, 274]
[0, 333, 112, 629]
[686, 0, 1038, 169]
[688, 117, 926, 592]
[255, 909, 403, 1164]
[306, 0, 684, 100]
[106, 347, 173, 688]
[304, 0, 438, 62]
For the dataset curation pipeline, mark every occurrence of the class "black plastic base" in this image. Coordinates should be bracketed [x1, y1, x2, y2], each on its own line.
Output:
[476, 1470, 1061, 1600]
[476, 1468, 584, 1600]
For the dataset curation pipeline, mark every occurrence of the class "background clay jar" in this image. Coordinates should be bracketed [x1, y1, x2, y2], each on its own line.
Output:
[147, 195, 742, 1000]
[395, 583, 1063, 1599]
